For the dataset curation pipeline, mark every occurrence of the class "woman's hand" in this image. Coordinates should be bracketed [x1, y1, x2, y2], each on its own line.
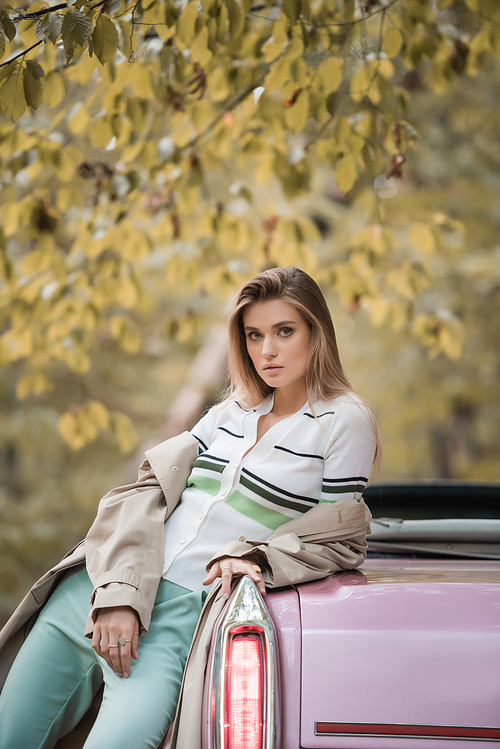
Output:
[92, 606, 139, 679]
[203, 557, 266, 600]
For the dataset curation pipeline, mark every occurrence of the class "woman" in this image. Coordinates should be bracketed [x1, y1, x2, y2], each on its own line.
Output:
[0, 267, 381, 749]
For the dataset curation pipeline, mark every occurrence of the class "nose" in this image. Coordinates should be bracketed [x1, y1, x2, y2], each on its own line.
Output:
[262, 335, 277, 358]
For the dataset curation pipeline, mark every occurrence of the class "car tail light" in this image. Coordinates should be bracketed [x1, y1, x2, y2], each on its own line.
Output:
[208, 576, 279, 749]
[224, 631, 263, 749]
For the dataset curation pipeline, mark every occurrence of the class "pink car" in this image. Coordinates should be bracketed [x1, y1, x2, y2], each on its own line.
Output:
[202, 483, 500, 749]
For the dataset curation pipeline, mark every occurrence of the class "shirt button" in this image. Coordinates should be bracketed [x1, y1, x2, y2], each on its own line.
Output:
[199, 512, 205, 519]
[171, 466, 179, 472]
[179, 538, 187, 545]
[238, 536, 246, 543]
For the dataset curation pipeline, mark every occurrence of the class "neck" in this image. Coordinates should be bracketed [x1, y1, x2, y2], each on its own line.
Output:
[272, 381, 308, 416]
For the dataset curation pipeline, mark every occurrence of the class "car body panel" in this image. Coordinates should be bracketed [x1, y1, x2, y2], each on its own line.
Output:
[265, 586, 302, 749]
[298, 559, 500, 749]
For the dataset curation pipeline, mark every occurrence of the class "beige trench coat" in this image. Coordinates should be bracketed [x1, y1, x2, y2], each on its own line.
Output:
[0, 429, 372, 748]
[0, 431, 198, 691]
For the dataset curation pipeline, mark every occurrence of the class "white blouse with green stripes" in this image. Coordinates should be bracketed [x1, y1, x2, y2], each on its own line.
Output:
[162, 392, 376, 592]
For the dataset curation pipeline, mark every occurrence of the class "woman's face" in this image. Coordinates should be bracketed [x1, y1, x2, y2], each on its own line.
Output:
[242, 299, 311, 395]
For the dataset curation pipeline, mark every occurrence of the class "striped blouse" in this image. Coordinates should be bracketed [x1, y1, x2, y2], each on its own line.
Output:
[162, 392, 376, 591]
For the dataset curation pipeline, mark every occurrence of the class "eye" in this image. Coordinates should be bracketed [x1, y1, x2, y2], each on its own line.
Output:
[247, 332, 262, 340]
[279, 327, 293, 337]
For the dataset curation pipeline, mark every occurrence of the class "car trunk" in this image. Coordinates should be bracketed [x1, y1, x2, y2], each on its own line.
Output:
[298, 558, 500, 749]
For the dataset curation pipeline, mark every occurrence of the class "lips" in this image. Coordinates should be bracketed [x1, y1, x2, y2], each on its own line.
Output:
[263, 365, 283, 371]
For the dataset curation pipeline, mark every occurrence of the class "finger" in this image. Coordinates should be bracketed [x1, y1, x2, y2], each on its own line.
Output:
[119, 641, 132, 678]
[92, 625, 101, 656]
[101, 637, 116, 672]
[220, 566, 233, 600]
[202, 562, 220, 587]
[131, 632, 139, 660]
[243, 564, 266, 596]
[108, 644, 123, 677]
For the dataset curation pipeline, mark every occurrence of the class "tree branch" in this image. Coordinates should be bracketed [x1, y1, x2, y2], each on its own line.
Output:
[15, 0, 110, 21]
[0, 40, 43, 69]
[316, 0, 401, 28]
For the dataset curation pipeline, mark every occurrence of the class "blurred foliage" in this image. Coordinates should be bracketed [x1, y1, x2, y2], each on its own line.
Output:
[1, 0, 500, 623]
[1, 0, 499, 451]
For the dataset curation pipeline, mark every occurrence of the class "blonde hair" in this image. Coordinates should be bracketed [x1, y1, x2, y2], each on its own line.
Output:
[225, 267, 382, 481]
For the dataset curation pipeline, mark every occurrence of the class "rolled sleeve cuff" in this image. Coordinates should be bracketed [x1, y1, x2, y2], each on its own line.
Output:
[85, 581, 149, 638]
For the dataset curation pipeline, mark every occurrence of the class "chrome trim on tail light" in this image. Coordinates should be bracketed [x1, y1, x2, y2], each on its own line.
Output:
[210, 575, 279, 749]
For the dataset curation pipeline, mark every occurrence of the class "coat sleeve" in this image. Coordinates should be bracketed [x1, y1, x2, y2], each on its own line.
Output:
[84, 431, 198, 637]
[205, 499, 372, 588]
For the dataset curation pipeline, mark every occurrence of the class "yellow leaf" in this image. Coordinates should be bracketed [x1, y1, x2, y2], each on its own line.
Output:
[115, 276, 139, 309]
[110, 314, 141, 353]
[334, 154, 357, 193]
[122, 231, 151, 261]
[284, 91, 309, 133]
[317, 56, 343, 92]
[58, 411, 87, 451]
[3, 201, 26, 237]
[191, 99, 213, 133]
[409, 223, 435, 254]
[390, 300, 408, 331]
[209, 66, 231, 102]
[176, 1, 197, 47]
[439, 319, 465, 361]
[90, 117, 114, 148]
[191, 26, 212, 66]
[16, 371, 53, 399]
[43, 71, 65, 107]
[87, 400, 110, 429]
[129, 65, 156, 100]
[175, 316, 195, 342]
[382, 27, 404, 59]
[284, 35, 303, 62]
[264, 57, 291, 92]
[111, 412, 137, 453]
[67, 103, 91, 134]
[22, 249, 52, 276]
[349, 66, 368, 104]
[172, 121, 196, 148]
[367, 297, 391, 327]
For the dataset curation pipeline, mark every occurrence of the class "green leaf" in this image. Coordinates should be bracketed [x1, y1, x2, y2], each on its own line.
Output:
[36, 12, 62, 43]
[382, 26, 403, 59]
[0, 11, 16, 42]
[91, 15, 119, 64]
[23, 64, 43, 108]
[62, 8, 90, 48]
[317, 56, 343, 92]
[26, 59, 45, 79]
[282, 0, 300, 23]
[224, 0, 244, 37]
[0, 36, 5, 61]
[0, 67, 27, 121]
[63, 35, 75, 64]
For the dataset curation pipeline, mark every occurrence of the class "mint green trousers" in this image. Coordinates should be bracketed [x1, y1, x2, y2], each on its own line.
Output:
[0, 567, 204, 749]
